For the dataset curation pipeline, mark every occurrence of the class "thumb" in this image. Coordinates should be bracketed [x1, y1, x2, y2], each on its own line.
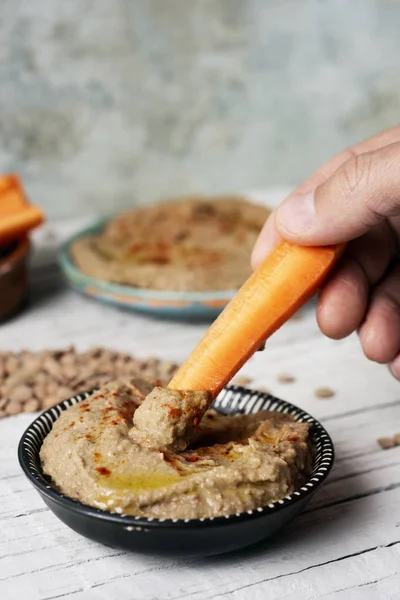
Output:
[275, 141, 400, 245]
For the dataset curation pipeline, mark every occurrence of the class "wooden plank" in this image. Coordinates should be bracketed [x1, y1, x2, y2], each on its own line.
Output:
[1, 488, 399, 599]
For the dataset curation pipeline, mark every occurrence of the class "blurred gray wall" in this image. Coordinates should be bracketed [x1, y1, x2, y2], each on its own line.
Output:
[1, 0, 399, 220]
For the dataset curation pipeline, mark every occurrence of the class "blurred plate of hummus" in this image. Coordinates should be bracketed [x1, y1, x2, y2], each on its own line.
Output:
[58, 194, 270, 319]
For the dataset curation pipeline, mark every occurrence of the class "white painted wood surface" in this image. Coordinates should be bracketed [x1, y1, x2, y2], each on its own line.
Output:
[1, 192, 400, 599]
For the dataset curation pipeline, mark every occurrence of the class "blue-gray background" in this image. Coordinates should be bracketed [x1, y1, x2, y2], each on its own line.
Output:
[1, 0, 399, 219]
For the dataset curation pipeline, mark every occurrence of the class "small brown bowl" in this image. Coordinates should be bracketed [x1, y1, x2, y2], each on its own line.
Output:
[0, 237, 30, 322]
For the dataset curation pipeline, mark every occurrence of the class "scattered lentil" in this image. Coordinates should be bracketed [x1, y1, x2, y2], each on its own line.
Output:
[257, 386, 270, 394]
[233, 376, 252, 386]
[315, 387, 335, 399]
[377, 437, 396, 450]
[0, 347, 179, 418]
[278, 374, 295, 384]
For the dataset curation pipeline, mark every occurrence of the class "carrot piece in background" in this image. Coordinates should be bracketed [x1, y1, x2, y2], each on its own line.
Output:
[0, 174, 44, 243]
[0, 205, 44, 243]
[0, 187, 28, 217]
[168, 241, 344, 398]
[0, 174, 28, 217]
[0, 174, 21, 194]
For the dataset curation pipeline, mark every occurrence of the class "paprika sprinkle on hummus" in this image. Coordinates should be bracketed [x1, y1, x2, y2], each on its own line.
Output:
[40, 379, 312, 520]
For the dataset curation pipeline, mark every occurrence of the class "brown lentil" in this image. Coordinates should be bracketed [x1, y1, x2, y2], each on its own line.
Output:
[377, 437, 396, 450]
[233, 376, 252, 386]
[278, 374, 295, 384]
[0, 347, 179, 418]
[315, 387, 335, 399]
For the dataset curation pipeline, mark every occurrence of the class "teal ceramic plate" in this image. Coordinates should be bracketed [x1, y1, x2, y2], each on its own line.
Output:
[58, 222, 237, 319]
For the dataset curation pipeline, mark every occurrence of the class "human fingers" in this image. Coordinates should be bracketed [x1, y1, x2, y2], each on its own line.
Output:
[316, 222, 398, 339]
[251, 212, 281, 269]
[252, 126, 400, 266]
[359, 264, 400, 365]
[275, 141, 400, 245]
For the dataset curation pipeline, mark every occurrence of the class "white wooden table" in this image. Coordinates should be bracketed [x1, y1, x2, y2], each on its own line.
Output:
[1, 199, 400, 599]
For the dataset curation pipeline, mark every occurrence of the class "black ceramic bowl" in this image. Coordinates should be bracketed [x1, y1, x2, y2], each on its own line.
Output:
[18, 386, 334, 557]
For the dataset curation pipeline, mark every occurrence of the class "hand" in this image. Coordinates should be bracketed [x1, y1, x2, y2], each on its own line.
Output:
[252, 126, 400, 379]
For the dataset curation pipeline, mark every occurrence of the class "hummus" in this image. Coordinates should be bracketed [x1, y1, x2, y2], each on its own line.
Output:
[70, 196, 270, 292]
[130, 387, 210, 453]
[40, 380, 312, 520]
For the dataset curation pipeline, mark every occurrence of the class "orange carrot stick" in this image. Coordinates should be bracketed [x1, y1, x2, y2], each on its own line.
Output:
[0, 174, 44, 243]
[0, 174, 23, 196]
[0, 176, 28, 217]
[0, 205, 44, 243]
[168, 241, 344, 398]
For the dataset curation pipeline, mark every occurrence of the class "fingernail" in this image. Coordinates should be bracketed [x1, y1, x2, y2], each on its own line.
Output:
[389, 358, 400, 380]
[251, 214, 281, 268]
[251, 233, 275, 268]
[276, 192, 316, 235]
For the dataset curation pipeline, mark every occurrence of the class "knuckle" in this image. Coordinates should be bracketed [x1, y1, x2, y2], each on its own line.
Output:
[378, 286, 400, 315]
[339, 152, 373, 198]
